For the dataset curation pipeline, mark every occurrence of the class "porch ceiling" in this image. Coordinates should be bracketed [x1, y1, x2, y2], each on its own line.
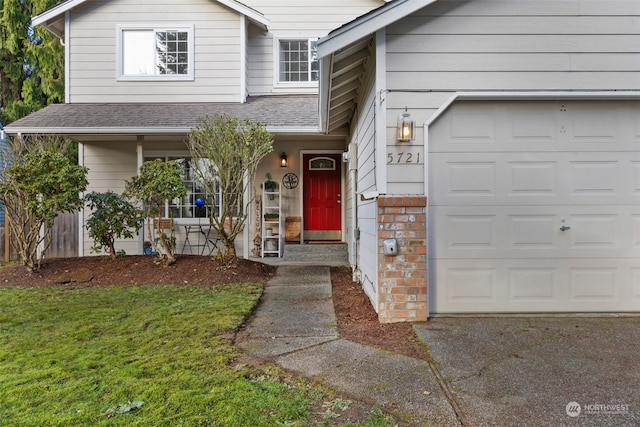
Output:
[324, 36, 374, 134]
[4, 95, 320, 141]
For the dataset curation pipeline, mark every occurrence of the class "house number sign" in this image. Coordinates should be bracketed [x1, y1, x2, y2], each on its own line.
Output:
[386, 150, 423, 164]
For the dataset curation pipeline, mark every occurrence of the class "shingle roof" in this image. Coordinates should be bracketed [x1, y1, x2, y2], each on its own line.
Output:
[5, 95, 319, 135]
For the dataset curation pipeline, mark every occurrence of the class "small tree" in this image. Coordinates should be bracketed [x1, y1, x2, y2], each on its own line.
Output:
[85, 191, 144, 260]
[187, 115, 273, 258]
[0, 150, 88, 271]
[124, 159, 186, 265]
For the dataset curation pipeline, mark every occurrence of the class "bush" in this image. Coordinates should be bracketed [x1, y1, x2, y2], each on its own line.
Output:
[85, 191, 145, 260]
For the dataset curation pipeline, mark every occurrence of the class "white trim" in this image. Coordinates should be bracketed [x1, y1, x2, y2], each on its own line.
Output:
[136, 139, 144, 254]
[216, 0, 269, 29]
[116, 24, 195, 81]
[32, 0, 85, 28]
[33, 0, 269, 36]
[317, 0, 438, 58]
[64, 13, 70, 102]
[77, 142, 85, 256]
[299, 149, 346, 244]
[240, 15, 247, 103]
[273, 36, 320, 89]
[374, 29, 387, 195]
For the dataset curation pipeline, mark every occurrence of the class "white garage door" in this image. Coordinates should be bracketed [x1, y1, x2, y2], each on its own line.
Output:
[429, 101, 640, 314]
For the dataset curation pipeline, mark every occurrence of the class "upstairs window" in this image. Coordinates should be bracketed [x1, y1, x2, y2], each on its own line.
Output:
[277, 38, 318, 85]
[117, 25, 194, 81]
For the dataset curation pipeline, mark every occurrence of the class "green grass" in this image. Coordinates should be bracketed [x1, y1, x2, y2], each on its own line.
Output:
[0, 283, 397, 426]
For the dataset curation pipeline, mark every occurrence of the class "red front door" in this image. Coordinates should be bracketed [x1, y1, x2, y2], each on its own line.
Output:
[303, 154, 342, 240]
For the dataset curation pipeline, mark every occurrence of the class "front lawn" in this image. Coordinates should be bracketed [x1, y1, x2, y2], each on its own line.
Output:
[0, 284, 394, 426]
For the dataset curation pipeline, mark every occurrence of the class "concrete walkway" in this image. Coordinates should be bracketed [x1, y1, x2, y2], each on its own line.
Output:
[237, 265, 640, 426]
[236, 265, 459, 426]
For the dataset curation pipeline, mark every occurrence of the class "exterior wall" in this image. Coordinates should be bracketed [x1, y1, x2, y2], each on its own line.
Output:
[245, 0, 382, 95]
[383, 0, 640, 194]
[82, 141, 138, 256]
[68, 0, 242, 103]
[251, 136, 348, 251]
[349, 65, 379, 308]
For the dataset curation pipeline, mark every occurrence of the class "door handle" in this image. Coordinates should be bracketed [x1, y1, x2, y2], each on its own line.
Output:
[560, 225, 571, 231]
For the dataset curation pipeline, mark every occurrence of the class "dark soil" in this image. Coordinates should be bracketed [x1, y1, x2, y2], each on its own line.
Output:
[0, 256, 427, 360]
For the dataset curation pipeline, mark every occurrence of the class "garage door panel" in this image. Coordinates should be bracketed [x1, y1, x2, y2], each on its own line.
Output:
[431, 152, 640, 206]
[432, 258, 640, 313]
[432, 205, 640, 259]
[429, 100, 640, 314]
[430, 101, 640, 153]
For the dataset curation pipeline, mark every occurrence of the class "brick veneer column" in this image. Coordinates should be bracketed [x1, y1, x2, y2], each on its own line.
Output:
[377, 195, 427, 323]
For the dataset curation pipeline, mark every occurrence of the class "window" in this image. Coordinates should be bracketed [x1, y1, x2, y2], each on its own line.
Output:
[278, 38, 318, 84]
[144, 155, 220, 220]
[118, 25, 194, 80]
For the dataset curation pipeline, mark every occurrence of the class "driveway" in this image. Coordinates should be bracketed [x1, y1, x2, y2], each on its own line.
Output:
[413, 317, 640, 426]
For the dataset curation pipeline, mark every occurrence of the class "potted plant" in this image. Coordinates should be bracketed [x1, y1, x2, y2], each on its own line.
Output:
[266, 226, 273, 236]
[264, 172, 277, 199]
[264, 212, 279, 222]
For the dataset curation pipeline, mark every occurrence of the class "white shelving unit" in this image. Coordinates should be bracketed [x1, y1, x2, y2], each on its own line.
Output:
[261, 183, 282, 257]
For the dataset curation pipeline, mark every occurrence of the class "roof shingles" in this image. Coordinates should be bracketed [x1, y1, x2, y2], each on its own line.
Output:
[5, 95, 319, 134]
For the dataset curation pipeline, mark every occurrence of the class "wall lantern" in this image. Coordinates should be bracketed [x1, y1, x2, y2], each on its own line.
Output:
[396, 108, 415, 142]
[280, 152, 288, 167]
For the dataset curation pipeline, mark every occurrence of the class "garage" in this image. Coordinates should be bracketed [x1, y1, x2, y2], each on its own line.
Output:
[429, 100, 640, 314]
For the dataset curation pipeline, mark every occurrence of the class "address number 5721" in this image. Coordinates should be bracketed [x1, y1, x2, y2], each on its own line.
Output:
[387, 152, 422, 164]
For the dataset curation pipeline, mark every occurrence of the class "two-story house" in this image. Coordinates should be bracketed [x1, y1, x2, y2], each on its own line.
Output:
[5, 0, 383, 261]
[7, 0, 640, 321]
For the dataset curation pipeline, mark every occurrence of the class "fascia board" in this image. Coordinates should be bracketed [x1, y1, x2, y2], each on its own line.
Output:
[32, 0, 85, 28]
[217, 0, 270, 28]
[317, 0, 438, 58]
[32, 0, 270, 33]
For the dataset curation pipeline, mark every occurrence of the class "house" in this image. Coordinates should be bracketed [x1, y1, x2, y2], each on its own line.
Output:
[4, 1, 382, 268]
[6, 0, 640, 322]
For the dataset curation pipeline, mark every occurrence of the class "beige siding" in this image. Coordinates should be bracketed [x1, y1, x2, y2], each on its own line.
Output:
[347, 61, 378, 306]
[82, 141, 139, 256]
[384, 0, 640, 194]
[69, 0, 242, 103]
[245, 0, 382, 95]
[67, 0, 381, 100]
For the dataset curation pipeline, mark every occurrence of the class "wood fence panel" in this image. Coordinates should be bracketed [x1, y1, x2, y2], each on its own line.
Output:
[1, 212, 79, 261]
[46, 212, 79, 258]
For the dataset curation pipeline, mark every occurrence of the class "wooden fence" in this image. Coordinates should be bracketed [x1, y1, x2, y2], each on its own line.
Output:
[1, 211, 79, 261]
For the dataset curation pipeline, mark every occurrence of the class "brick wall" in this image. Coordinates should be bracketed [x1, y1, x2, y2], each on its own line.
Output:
[377, 195, 427, 323]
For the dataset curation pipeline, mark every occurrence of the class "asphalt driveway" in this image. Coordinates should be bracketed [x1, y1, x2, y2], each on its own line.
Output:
[413, 317, 640, 426]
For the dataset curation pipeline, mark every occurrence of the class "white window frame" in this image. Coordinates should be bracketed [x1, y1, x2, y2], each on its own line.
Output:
[116, 24, 195, 81]
[273, 36, 319, 89]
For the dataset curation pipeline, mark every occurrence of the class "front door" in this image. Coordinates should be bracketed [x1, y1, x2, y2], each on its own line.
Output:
[303, 154, 342, 241]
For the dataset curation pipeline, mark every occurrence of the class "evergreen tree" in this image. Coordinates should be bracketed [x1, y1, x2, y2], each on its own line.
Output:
[1, 0, 64, 125]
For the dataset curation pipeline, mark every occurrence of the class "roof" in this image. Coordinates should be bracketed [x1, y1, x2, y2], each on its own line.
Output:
[317, 0, 439, 133]
[34, 0, 269, 38]
[317, 0, 438, 59]
[4, 95, 320, 138]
